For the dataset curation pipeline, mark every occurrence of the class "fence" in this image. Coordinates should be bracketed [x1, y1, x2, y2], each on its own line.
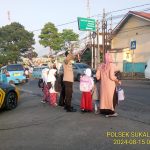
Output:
[123, 62, 146, 73]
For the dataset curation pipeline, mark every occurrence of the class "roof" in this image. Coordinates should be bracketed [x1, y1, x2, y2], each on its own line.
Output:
[112, 11, 150, 35]
[132, 11, 150, 20]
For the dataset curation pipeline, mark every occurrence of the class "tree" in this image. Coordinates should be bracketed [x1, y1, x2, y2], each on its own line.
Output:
[60, 29, 79, 48]
[39, 22, 61, 51]
[0, 22, 35, 63]
[39, 22, 79, 52]
[23, 50, 38, 58]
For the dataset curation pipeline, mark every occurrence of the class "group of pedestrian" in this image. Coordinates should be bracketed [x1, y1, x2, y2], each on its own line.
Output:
[41, 64, 58, 106]
[78, 51, 121, 117]
[40, 51, 122, 117]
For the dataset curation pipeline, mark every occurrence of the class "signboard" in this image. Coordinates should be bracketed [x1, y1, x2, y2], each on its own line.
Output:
[130, 40, 136, 50]
[78, 17, 96, 31]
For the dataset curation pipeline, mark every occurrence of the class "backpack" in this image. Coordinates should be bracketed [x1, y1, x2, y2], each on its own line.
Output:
[38, 78, 44, 88]
[80, 75, 93, 92]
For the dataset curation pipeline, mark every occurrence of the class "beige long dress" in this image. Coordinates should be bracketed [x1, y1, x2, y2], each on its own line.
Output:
[96, 63, 117, 111]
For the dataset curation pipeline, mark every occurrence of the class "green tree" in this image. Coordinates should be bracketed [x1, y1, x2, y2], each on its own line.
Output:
[23, 50, 38, 59]
[39, 22, 79, 52]
[0, 22, 35, 63]
[60, 29, 79, 47]
[39, 22, 61, 51]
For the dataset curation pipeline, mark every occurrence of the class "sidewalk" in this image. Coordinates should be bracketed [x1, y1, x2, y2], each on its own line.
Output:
[122, 72, 147, 80]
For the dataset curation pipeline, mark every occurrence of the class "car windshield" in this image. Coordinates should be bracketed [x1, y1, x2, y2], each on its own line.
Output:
[76, 64, 90, 69]
[33, 67, 48, 71]
[7, 65, 24, 71]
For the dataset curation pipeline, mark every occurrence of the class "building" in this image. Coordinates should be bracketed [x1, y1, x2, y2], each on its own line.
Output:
[111, 11, 150, 73]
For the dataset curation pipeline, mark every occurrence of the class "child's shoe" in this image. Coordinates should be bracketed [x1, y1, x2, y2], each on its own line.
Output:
[94, 110, 99, 115]
[105, 113, 118, 118]
[53, 103, 58, 106]
[41, 100, 46, 104]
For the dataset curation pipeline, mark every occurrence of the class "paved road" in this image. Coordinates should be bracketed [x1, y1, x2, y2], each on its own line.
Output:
[0, 79, 150, 150]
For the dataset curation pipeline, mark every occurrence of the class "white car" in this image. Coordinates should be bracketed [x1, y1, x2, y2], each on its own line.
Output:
[145, 59, 150, 79]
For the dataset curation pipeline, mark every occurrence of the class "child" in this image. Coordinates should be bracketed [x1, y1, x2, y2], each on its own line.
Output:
[47, 68, 58, 106]
[92, 79, 100, 114]
[41, 68, 49, 103]
[80, 68, 94, 112]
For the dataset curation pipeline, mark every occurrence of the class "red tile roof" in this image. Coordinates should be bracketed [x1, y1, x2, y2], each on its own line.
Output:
[129, 11, 150, 20]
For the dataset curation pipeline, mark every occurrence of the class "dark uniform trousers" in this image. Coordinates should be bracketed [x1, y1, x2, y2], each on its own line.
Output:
[64, 81, 73, 110]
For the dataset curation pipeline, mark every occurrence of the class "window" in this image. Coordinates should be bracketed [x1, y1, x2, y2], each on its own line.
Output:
[7, 65, 24, 71]
[76, 63, 90, 69]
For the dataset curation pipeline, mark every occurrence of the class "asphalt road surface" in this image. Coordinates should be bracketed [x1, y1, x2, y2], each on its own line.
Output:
[0, 79, 150, 150]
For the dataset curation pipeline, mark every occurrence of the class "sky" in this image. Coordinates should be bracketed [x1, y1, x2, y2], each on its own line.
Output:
[1, 0, 150, 56]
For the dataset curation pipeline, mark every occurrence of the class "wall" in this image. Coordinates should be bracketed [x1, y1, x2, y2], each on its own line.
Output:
[111, 15, 150, 71]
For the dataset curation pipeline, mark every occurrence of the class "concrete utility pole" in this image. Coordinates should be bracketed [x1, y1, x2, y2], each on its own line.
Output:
[107, 15, 113, 47]
[86, 0, 93, 68]
[7, 11, 11, 24]
[102, 9, 107, 62]
[96, 20, 100, 67]
[91, 37, 93, 68]
[91, 32, 96, 68]
[86, 0, 90, 18]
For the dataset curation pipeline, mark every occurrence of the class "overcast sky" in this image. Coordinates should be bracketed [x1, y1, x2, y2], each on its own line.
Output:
[1, 0, 150, 56]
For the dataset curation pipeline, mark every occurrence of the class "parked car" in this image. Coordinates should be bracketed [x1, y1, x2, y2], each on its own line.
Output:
[145, 59, 150, 79]
[0, 82, 19, 110]
[32, 66, 49, 79]
[59, 63, 96, 81]
[0, 64, 26, 84]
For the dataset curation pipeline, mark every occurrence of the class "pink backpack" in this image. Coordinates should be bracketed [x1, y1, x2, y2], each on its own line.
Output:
[80, 75, 93, 92]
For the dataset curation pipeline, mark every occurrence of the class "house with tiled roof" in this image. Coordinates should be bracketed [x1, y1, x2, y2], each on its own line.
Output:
[111, 11, 150, 73]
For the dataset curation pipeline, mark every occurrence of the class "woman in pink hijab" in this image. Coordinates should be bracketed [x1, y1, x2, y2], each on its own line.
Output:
[96, 52, 121, 117]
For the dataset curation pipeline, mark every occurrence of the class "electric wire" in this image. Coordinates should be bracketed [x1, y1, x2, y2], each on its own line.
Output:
[31, 3, 150, 33]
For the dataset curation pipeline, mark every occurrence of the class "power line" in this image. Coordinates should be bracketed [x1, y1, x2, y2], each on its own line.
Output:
[107, 3, 150, 15]
[31, 3, 150, 33]
[107, 7, 150, 21]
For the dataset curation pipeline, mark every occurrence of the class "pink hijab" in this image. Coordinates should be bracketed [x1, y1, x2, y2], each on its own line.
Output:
[100, 52, 113, 71]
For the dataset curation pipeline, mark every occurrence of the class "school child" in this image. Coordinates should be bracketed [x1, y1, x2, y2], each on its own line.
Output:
[24, 68, 29, 82]
[92, 80, 100, 114]
[47, 68, 58, 106]
[80, 68, 94, 112]
[41, 68, 49, 103]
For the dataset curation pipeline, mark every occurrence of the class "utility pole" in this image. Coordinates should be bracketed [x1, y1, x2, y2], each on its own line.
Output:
[102, 9, 107, 62]
[96, 20, 100, 67]
[91, 37, 93, 68]
[86, 0, 90, 18]
[7, 11, 11, 24]
[91, 32, 96, 68]
[86, 0, 93, 68]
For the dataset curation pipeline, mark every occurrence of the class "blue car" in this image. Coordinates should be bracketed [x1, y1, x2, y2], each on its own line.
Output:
[32, 66, 49, 79]
[0, 64, 26, 84]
